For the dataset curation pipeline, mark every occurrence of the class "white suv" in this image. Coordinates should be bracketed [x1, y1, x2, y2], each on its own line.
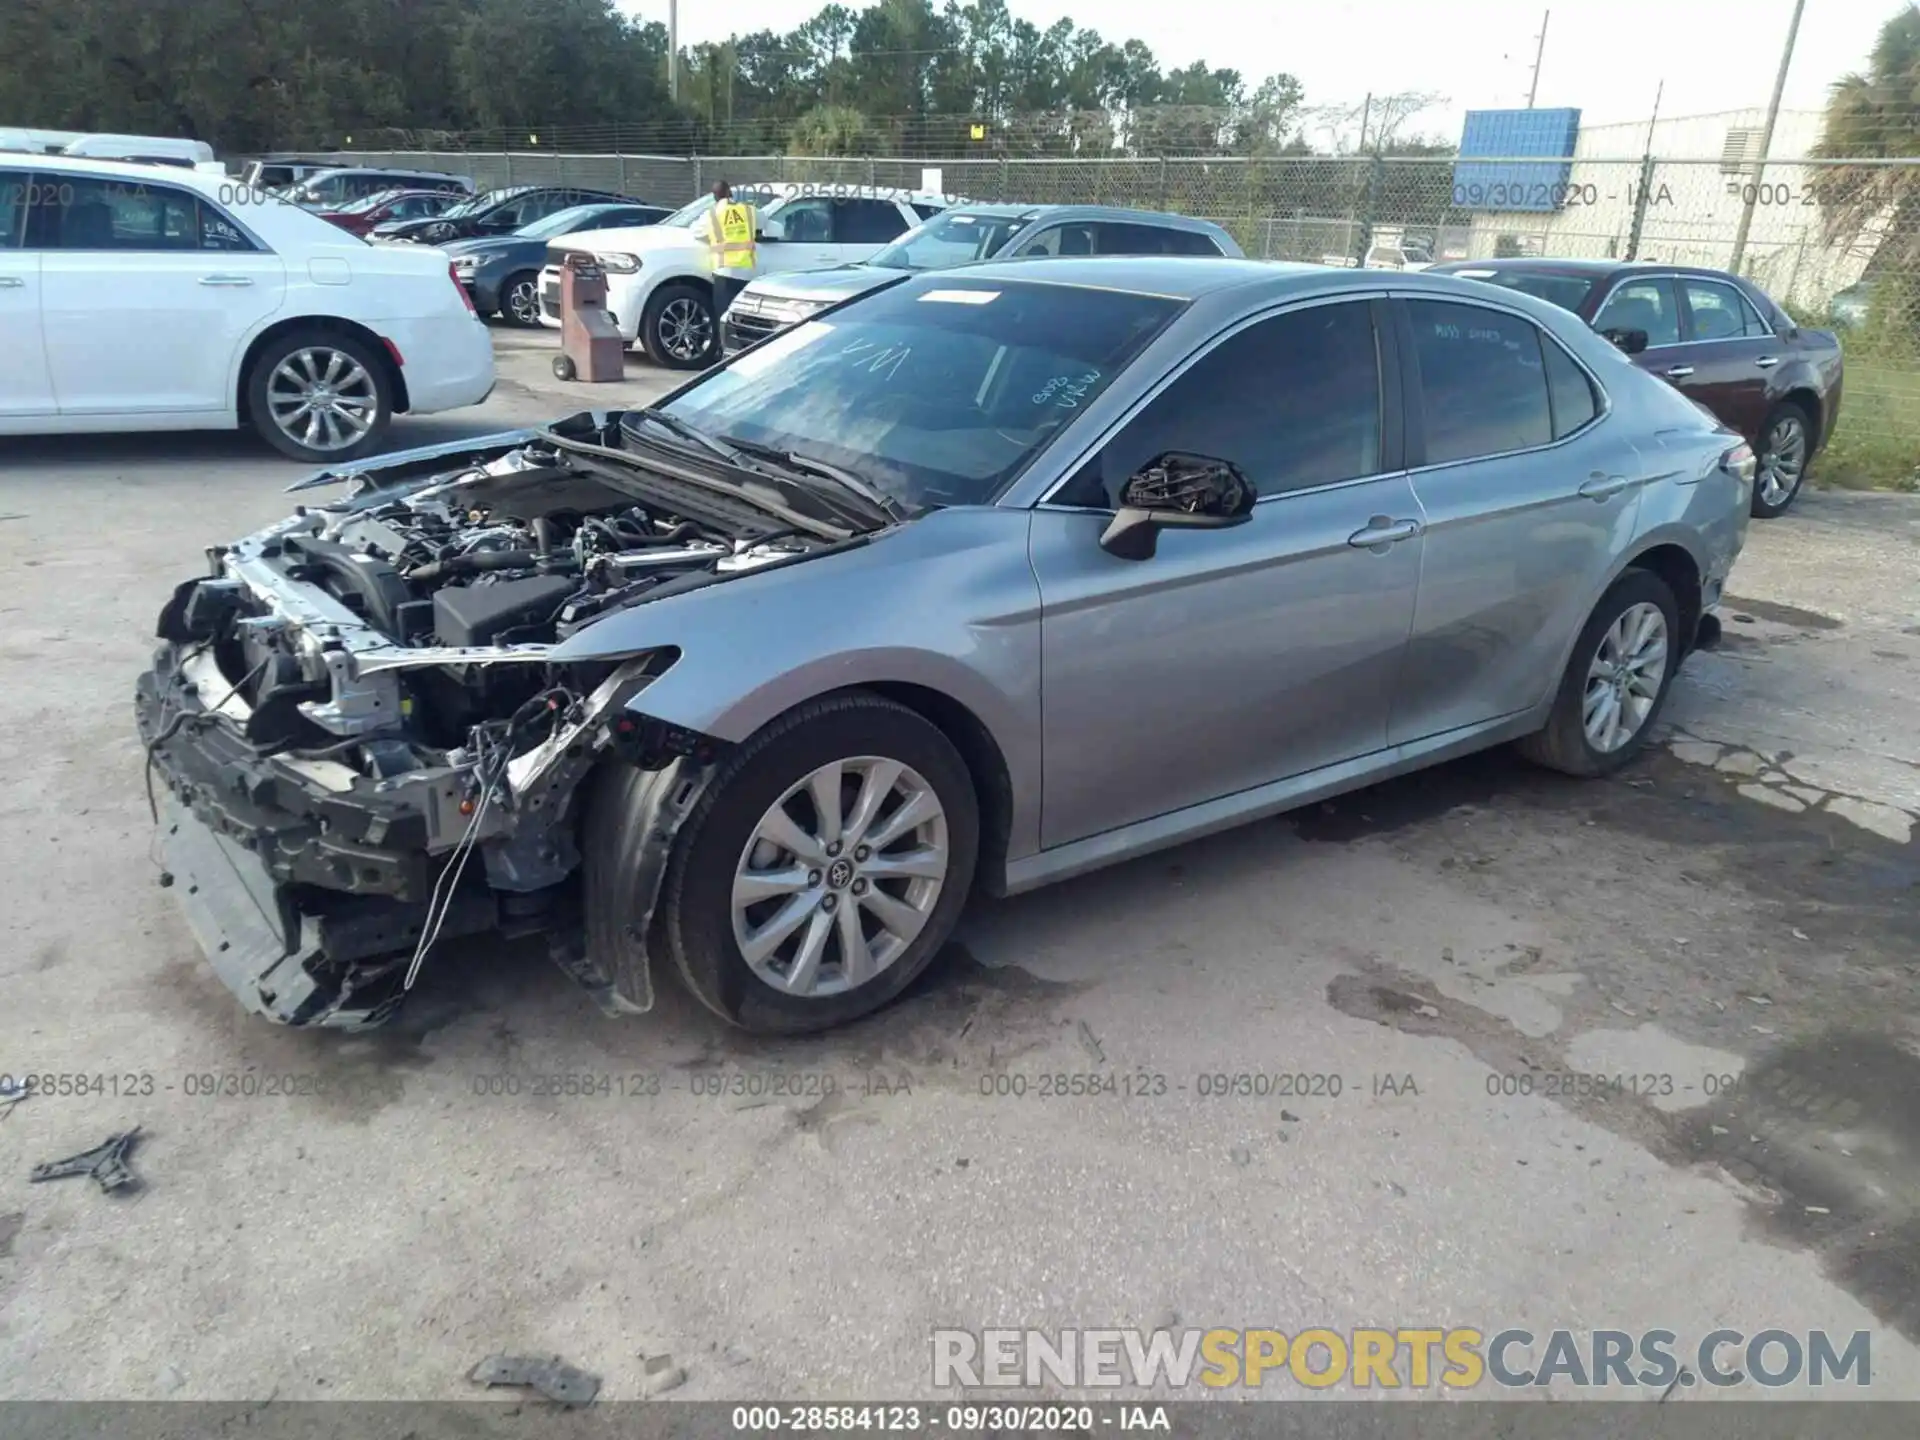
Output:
[537, 183, 952, 368]
[0, 155, 494, 461]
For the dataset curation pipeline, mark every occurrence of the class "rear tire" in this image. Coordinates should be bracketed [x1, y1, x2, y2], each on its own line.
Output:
[641, 281, 718, 370]
[660, 692, 980, 1034]
[1516, 569, 1680, 777]
[245, 329, 393, 463]
[1751, 400, 1812, 518]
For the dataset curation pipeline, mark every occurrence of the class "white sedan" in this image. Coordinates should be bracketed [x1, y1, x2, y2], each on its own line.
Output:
[0, 155, 494, 461]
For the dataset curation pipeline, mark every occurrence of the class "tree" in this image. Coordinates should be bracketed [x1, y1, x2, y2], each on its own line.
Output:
[1811, 6, 1920, 264]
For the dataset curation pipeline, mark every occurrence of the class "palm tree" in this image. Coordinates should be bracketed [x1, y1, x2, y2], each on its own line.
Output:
[1809, 4, 1920, 333]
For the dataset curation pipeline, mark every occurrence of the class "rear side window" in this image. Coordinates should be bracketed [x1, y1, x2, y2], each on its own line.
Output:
[1406, 299, 1553, 464]
[1682, 277, 1767, 341]
[1158, 227, 1226, 256]
[23, 176, 226, 251]
[1541, 336, 1599, 438]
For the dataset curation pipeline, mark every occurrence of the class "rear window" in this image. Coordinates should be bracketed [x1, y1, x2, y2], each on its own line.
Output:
[1452, 268, 1597, 315]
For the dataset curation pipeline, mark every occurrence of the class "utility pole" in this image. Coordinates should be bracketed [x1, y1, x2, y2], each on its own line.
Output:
[1526, 11, 1550, 108]
[1730, 0, 1807, 273]
[669, 0, 680, 103]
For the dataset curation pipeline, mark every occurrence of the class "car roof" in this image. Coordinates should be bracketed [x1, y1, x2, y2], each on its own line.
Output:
[1432, 257, 1753, 282]
[989, 203, 1227, 232]
[933, 256, 1330, 301]
[7, 152, 232, 189]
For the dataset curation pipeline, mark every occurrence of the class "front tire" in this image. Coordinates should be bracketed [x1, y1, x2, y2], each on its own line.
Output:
[246, 329, 392, 462]
[1752, 400, 1812, 518]
[1517, 569, 1680, 777]
[660, 693, 980, 1034]
[500, 271, 543, 327]
[641, 281, 718, 370]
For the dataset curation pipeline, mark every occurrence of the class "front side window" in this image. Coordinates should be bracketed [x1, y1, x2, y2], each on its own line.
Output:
[0, 171, 28, 247]
[1406, 299, 1554, 464]
[1023, 223, 1097, 256]
[1592, 278, 1680, 348]
[770, 197, 833, 244]
[871, 210, 1027, 270]
[652, 278, 1183, 511]
[1056, 300, 1384, 507]
[836, 199, 910, 245]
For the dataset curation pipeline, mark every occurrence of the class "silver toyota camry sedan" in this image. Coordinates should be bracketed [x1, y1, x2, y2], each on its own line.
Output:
[139, 259, 1754, 1034]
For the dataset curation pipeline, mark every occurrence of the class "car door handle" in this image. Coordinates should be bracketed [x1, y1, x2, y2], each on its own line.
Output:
[1578, 473, 1633, 501]
[1347, 517, 1422, 548]
[1662, 365, 1694, 379]
[198, 274, 254, 286]
[1754, 355, 1780, 368]
[0, 276, 24, 289]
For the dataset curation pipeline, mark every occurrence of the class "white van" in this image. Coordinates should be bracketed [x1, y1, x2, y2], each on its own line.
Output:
[0, 127, 90, 155]
[59, 134, 216, 168]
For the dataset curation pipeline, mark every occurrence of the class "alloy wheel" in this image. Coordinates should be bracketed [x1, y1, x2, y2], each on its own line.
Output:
[1582, 602, 1668, 753]
[265, 347, 378, 454]
[506, 278, 541, 326]
[730, 757, 950, 998]
[1758, 414, 1807, 508]
[657, 296, 712, 362]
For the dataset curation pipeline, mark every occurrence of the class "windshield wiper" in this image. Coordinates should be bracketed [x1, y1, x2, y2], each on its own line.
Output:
[627, 407, 742, 464]
[717, 435, 905, 525]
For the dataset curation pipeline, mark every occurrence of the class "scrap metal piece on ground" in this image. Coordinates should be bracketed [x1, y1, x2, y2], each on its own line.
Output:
[469, 1354, 601, 1407]
[30, 1127, 142, 1193]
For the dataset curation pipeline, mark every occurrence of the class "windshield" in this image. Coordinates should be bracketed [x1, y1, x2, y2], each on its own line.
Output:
[517, 204, 615, 240]
[1456, 268, 1597, 314]
[869, 210, 1030, 272]
[652, 277, 1182, 510]
[335, 189, 403, 215]
[442, 189, 512, 219]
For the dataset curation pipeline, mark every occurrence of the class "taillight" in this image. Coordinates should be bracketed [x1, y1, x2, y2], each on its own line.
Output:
[450, 261, 478, 315]
[1721, 441, 1756, 486]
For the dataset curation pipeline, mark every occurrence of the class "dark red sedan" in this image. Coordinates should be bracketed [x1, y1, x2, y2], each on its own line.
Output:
[1428, 259, 1843, 518]
[317, 188, 463, 238]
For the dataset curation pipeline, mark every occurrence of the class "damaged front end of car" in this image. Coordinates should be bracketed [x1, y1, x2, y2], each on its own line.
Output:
[135, 414, 846, 1029]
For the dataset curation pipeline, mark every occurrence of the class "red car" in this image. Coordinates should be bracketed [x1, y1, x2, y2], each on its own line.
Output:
[1429, 259, 1843, 518]
[318, 188, 463, 238]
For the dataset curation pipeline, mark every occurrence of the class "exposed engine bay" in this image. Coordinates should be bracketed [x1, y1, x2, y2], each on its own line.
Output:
[136, 418, 854, 1031]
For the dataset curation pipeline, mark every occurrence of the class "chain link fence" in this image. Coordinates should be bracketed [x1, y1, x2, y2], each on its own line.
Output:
[339, 145, 1918, 485]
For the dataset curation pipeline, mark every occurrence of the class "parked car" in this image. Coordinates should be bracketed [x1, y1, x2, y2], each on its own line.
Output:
[284, 167, 473, 209]
[538, 183, 954, 367]
[1829, 277, 1875, 331]
[371, 186, 646, 245]
[446, 201, 673, 324]
[137, 259, 1752, 1035]
[722, 203, 1241, 355]
[0, 155, 494, 461]
[317, 188, 465, 238]
[242, 154, 348, 192]
[1429, 258, 1841, 518]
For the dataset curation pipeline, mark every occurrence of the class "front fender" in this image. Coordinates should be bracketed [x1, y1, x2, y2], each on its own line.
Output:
[550, 506, 1046, 858]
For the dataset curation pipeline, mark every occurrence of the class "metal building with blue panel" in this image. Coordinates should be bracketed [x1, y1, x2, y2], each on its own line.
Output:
[1452, 108, 1581, 212]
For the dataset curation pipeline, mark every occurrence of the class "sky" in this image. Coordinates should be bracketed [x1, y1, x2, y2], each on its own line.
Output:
[617, 0, 1904, 133]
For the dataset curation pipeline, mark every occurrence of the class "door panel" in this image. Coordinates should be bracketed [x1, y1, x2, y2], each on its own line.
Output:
[1032, 487, 1424, 846]
[1673, 276, 1774, 439]
[1389, 297, 1651, 743]
[31, 178, 285, 415]
[0, 172, 52, 417]
[1032, 297, 1420, 848]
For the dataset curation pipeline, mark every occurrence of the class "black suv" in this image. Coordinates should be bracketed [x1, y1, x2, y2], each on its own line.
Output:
[371, 186, 647, 244]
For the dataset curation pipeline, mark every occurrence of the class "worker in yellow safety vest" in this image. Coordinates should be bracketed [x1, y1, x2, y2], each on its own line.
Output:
[706, 182, 758, 310]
